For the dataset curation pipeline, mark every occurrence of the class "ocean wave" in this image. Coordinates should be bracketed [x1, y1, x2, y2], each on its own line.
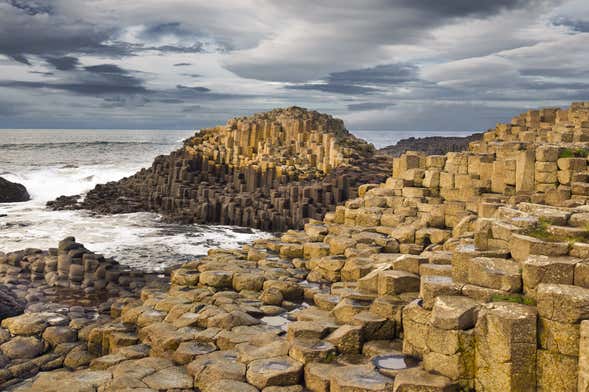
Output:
[0, 141, 168, 149]
[2, 164, 142, 202]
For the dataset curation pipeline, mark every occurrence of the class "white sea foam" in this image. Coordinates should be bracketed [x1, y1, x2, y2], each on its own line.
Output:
[2, 164, 140, 202]
[0, 129, 270, 271]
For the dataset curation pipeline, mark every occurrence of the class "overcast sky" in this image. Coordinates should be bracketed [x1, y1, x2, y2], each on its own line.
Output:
[0, 0, 588, 131]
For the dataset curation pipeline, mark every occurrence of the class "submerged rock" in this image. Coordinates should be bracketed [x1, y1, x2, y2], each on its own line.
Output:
[0, 176, 30, 203]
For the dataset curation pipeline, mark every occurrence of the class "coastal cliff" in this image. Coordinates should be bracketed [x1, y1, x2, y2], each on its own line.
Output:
[3, 102, 589, 391]
[49, 107, 392, 231]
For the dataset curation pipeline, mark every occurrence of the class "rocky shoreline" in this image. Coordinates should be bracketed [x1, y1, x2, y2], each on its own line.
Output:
[378, 132, 484, 157]
[2, 102, 589, 391]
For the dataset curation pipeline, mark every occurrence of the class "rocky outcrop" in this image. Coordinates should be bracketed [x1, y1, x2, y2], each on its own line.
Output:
[48, 107, 393, 231]
[8, 102, 589, 391]
[0, 177, 30, 203]
[0, 285, 24, 320]
[379, 132, 484, 157]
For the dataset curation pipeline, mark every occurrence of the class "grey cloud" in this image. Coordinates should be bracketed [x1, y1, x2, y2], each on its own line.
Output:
[329, 64, 417, 85]
[0, 63, 148, 96]
[398, 0, 538, 18]
[224, 0, 545, 82]
[175, 85, 211, 93]
[0, 3, 118, 60]
[29, 70, 54, 76]
[174, 63, 192, 67]
[286, 83, 379, 95]
[140, 22, 198, 39]
[84, 64, 128, 74]
[0, 80, 148, 95]
[552, 17, 589, 32]
[9, 54, 31, 65]
[285, 63, 417, 95]
[8, 0, 53, 16]
[347, 102, 395, 111]
[146, 43, 204, 53]
[181, 105, 203, 113]
[45, 56, 79, 71]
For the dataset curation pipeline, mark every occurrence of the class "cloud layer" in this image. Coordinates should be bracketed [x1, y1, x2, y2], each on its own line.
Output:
[0, 0, 587, 132]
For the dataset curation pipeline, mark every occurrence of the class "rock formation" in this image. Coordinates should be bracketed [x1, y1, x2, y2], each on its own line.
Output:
[48, 107, 392, 231]
[6, 102, 589, 391]
[379, 132, 484, 157]
[0, 177, 30, 203]
[0, 285, 25, 320]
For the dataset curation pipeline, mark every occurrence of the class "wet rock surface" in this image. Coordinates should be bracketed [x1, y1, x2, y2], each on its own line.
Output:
[0, 177, 30, 203]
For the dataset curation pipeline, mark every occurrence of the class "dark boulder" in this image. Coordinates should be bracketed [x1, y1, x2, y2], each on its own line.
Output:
[0, 177, 30, 203]
[0, 285, 25, 320]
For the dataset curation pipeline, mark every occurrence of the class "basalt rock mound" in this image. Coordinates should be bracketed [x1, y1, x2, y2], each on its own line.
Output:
[50, 107, 393, 231]
[0, 177, 30, 203]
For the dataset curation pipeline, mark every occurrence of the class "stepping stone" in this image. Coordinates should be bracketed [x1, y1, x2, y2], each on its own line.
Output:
[467, 257, 522, 292]
[419, 276, 462, 310]
[203, 379, 260, 392]
[42, 326, 77, 347]
[431, 296, 479, 330]
[393, 367, 457, 391]
[200, 270, 234, 289]
[189, 350, 247, 388]
[537, 283, 589, 323]
[1, 336, 44, 359]
[173, 341, 217, 364]
[332, 298, 372, 324]
[329, 365, 394, 392]
[351, 311, 395, 340]
[237, 340, 290, 364]
[287, 321, 335, 342]
[510, 234, 568, 262]
[313, 293, 340, 311]
[1, 313, 48, 336]
[378, 271, 420, 295]
[372, 352, 419, 379]
[475, 302, 537, 391]
[90, 353, 127, 370]
[142, 365, 193, 390]
[326, 325, 363, 354]
[246, 356, 303, 389]
[522, 255, 579, 295]
[304, 363, 339, 392]
[288, 339, 336, 363]
[28, 369, 112, 391]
